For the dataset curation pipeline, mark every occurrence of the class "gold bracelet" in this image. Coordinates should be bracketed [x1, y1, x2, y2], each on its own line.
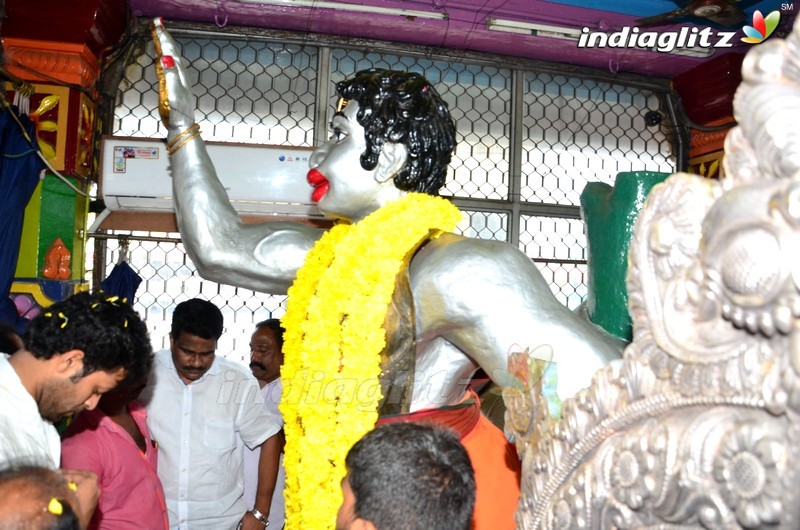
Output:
[167, 123, 200, 151]
[168, 130, 202, 157]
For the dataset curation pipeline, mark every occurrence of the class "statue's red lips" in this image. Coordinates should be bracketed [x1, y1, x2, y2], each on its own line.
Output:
[307, 169, 330, 203]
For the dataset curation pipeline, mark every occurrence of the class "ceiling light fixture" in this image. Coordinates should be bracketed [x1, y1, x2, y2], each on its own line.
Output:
[235, 0, 448, 20]
[486, 18, 582, 40]
[487, 18, 714, 58]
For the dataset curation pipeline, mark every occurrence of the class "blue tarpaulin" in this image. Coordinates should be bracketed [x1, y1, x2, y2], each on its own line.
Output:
[0, 102, 45, 333]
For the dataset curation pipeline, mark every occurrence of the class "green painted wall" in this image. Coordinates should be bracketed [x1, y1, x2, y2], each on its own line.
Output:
[14, 173, 86, 280]
[15, 180, 42, 278]
[581, 171, 669, 341]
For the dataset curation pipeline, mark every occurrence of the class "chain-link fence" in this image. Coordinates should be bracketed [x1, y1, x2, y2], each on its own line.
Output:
[116, 37, 318, 146]
[96, 24, 678, 363]
[88, 234, 287, 364]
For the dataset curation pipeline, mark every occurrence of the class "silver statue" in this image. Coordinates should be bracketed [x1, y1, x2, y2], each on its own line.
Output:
[149, 20, 624, 414]
[505, 18, 800, 530]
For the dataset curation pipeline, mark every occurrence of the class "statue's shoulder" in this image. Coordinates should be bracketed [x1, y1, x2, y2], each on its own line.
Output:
[408, 231, 551, 295]
[412, 231, 531, 270]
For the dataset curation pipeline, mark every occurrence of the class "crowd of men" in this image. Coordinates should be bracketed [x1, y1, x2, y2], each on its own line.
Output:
[0, 292, 476, 530]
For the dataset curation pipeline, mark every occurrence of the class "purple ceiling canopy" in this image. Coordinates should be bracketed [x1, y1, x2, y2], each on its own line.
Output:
[130, 0, 794, 78]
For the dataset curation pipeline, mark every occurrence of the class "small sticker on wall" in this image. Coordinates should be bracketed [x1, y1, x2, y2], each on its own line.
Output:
[113, 146, 160, 173]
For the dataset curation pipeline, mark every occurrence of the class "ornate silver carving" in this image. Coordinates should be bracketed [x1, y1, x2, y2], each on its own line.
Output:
[506, 19, 800, 530]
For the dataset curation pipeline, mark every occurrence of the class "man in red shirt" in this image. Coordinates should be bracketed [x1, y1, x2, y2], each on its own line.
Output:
[61, 375, 168, 529]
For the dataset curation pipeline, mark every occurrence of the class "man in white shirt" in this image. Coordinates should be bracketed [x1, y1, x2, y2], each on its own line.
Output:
[140, 299, 282, 530]
[0, 291, 153, 528]
[243, 319, 285, 529]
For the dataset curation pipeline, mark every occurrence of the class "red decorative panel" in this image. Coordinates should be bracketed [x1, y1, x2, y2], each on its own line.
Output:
[4, 84, 69, 171]
[66, 91, 97, 179]
[2, 38, 99, 89]
[672, 53, 745, 126]
[686, 116, 735, 160]
[5, 83, 94, 178]
[3, 0, 127, 57]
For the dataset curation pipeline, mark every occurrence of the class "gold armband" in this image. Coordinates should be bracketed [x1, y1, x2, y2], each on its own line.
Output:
[167, 124, 202, 156]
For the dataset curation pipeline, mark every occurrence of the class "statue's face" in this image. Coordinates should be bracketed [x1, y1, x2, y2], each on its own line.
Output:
[308, 101, 399, 221]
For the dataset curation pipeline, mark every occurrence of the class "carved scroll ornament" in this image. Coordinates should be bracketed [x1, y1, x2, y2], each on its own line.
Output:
[506, 18, 800, 530]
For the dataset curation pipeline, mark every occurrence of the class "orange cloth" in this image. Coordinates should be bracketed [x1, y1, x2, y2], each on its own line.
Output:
[461, 412, 521, 530]
[378, 392, 521, 530]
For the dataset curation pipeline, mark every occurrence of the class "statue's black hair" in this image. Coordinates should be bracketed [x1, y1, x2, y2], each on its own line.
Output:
[336, 69, 456, 195]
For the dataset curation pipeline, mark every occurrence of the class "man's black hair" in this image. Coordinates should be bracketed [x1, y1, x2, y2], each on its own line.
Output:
[0, 321, 21, 354]
[336, 69, 456, 195]
[255, 318, 285, 352]
[22, 292, 152, 385]
[170, 298, 223, 341]
[345, 422, 475, 530]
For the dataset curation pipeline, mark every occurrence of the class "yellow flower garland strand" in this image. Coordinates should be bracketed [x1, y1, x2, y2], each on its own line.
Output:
[280, 193, 462, 529]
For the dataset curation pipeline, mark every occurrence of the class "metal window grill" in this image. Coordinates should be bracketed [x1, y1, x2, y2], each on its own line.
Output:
[521, 73, 673, 206]
[115, 37, 317, 146]
[88, 234, 287, 365]
[100, 27, 677, 362]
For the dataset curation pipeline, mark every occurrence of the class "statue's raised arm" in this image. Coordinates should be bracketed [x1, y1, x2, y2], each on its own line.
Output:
[151, 19, 322, 294]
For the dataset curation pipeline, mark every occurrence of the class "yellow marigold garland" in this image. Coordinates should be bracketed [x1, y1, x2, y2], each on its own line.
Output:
[280, 193, 462, 529]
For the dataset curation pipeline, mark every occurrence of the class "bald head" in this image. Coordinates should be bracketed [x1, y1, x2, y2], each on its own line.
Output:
[0, 466, 80, 529]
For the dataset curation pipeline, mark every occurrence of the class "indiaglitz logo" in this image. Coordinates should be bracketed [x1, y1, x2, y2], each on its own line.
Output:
[577, 26, 736, 54]
[741, 10, 781, 44]
[578, 7, 784, 54]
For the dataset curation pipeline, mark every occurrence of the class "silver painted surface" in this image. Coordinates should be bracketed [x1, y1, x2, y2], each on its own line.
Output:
[152, 20, 624, 413]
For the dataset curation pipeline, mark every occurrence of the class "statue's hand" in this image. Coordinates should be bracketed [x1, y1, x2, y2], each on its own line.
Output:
[151, 18, 196, 131]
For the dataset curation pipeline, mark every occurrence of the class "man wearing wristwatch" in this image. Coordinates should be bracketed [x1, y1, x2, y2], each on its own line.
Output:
[140, 299, 281, 530]
[242, 319, 285, 529]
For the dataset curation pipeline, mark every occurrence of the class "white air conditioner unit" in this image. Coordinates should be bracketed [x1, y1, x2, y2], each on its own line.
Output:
[100, 136, 321, 218]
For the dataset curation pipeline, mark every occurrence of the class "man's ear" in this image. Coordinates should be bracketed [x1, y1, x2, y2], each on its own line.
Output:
[353, 519, 377, 530]
[374, 142, 408, 183]
[56, 349, 85, 376]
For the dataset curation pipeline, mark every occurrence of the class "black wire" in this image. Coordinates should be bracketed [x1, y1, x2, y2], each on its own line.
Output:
[674, 96, 736, 132]
[6, 60, 97, 101]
